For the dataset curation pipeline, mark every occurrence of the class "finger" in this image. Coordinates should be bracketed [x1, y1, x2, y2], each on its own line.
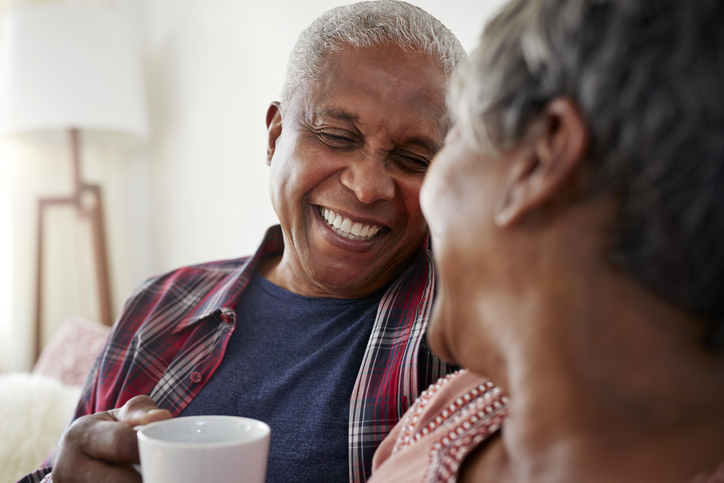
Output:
[54, 416, 143, 483]
[54, 449, 142, 483]
[71, 415, 141, 464]
[108, 395, 173, 426]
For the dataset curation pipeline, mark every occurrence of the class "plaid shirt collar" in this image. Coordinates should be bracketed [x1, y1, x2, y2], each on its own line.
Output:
[172, 226, 284, 334]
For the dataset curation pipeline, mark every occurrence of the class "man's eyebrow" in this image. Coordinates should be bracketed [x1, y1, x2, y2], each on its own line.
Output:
[312, 108, 360, 124]
[310, 107, 443, 153]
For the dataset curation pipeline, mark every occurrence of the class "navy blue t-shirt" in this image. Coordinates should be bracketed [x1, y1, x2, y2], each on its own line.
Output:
[181, 270, 382, 482]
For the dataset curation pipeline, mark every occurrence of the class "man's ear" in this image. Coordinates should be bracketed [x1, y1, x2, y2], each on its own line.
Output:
[494, 97, 589, 227]
[266, 101, 283, 166]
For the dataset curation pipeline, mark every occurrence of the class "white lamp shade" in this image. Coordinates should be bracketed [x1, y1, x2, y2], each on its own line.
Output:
[0, 5, 148, 140]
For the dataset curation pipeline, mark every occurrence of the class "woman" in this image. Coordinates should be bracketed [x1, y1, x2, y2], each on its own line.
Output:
[369, 0, 724, 481]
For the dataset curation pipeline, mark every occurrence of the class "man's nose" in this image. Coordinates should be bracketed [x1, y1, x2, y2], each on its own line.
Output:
[339, 158, 396, 204]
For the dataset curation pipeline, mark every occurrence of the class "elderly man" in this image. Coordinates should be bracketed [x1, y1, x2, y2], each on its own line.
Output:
[369, 0, 724, 481]
[20, 2, 465, 483]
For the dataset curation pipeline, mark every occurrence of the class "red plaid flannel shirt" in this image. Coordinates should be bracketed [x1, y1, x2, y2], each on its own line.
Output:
[21, 225, 454, 483]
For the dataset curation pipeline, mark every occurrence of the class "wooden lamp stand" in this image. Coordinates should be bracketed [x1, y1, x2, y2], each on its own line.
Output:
[33, 129, 113, 361]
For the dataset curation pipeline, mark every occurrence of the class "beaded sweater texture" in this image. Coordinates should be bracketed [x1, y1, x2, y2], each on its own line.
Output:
[370, 369, 508, 483]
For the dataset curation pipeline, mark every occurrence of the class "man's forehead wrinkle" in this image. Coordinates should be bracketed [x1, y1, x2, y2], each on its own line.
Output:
[312, 107, 361, 126]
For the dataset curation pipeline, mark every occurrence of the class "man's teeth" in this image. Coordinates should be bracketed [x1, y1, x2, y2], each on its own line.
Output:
[319, 207, 382, 241]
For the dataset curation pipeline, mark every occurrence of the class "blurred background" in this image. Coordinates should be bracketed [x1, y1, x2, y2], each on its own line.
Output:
[0, 0, 506, 374]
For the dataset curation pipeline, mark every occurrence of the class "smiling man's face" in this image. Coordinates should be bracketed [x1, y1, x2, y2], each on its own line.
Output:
[264, 44, 448, 298]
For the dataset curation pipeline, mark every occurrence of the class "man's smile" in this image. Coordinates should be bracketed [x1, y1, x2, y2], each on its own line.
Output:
[316, 205, 384, 241]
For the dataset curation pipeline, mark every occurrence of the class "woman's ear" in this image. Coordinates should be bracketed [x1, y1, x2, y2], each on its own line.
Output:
[266, 101, 283, 166]
[494, 97, 589, 227]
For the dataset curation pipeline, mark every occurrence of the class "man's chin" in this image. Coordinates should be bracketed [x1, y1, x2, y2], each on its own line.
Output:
[304, 244, 417, 298]
[306, 265, 393, 299]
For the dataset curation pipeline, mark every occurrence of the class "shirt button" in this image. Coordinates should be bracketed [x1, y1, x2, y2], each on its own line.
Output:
[220, 313, 231, 324]
[190, 371, 203, 383]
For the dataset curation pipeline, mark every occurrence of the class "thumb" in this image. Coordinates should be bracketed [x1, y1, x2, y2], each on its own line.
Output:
[108, 395, 173, 427]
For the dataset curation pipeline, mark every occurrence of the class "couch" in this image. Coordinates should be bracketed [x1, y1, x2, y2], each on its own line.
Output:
[0, 318, 110, 483]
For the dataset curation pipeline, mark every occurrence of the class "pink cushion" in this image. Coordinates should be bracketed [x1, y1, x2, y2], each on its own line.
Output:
[32, 317, 110, 387]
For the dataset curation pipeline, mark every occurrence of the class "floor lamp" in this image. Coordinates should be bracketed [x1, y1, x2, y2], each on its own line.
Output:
[0, 5, 149, 361]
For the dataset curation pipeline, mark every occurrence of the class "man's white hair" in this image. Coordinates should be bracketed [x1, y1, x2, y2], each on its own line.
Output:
[281, 0, 466, 106]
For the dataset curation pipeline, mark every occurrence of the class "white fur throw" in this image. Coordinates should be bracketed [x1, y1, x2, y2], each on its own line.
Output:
[0, 373, 81, 483]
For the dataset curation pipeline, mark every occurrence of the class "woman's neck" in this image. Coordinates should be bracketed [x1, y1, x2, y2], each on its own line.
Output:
[475, 269, 724, 483]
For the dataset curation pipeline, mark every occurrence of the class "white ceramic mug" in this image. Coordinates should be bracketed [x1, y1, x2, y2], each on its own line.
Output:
[135, 415, 271, 483]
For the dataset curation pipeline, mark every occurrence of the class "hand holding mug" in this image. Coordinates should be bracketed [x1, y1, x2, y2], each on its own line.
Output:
[52, 395, 172, 483]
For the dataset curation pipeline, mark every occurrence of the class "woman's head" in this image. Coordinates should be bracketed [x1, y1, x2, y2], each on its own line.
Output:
[424, 0, 724, 365]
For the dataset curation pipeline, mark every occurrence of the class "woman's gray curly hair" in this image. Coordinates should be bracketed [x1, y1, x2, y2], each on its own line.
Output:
[453, 0, 724, 350]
